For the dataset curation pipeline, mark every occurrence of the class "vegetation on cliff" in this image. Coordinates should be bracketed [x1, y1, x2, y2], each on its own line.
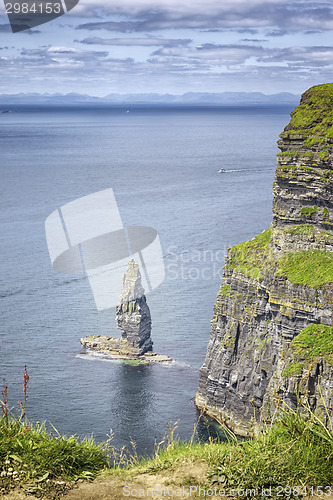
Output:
[2, 368, 333, 498]
[0, 368, 108, 497]
[225, 228, 272, 279]
[2, 408, 333, 499]
[197, 83, 333, 441]
[276, 251, 333, 287]
[282, 83, 333, 139]
[283, 324, 333, 377]
[226, 228, 333, 288]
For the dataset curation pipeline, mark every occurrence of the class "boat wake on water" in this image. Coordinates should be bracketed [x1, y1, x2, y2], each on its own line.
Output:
[218, 167, 275, 173]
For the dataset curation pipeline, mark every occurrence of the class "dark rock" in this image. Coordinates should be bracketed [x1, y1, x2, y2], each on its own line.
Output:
[116, 259, 153, 355]
[196, 84, 333, 436]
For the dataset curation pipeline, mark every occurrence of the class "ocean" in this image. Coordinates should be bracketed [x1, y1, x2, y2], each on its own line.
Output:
[0, 104, 294, 456]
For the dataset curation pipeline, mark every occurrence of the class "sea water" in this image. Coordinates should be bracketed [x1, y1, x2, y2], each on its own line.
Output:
[0, 105, 293, 455]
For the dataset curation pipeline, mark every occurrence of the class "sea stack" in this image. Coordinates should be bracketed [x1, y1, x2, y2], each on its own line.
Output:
[116, 259, 153, 355]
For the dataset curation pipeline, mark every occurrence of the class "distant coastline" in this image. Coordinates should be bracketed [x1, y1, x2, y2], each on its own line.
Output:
[0, 91, 300, 107]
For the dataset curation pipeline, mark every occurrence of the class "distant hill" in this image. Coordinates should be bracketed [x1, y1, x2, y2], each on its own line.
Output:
[0, 91, 299, 106]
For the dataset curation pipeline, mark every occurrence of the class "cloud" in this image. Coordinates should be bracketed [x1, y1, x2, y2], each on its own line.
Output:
[150, 43, 270, 66]
[21, 46, 108, 58]
[240, 38, 267, 42]
[266, 30, 289, 37]
[259, 46, 333, 67]
[78, 36, 192, 47]
[73, 1, 333, 33]
[0, 23, 12, 32]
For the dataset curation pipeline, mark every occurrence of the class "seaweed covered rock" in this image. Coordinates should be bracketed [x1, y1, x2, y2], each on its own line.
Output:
[196, 84, 333, 436]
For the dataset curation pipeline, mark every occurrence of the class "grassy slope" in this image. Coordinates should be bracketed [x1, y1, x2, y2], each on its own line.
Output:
[226, 228, 333, 287]
[1, 409, 333, 499]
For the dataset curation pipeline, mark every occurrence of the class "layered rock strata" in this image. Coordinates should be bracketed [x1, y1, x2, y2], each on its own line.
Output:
[81, 259, 172, 363]
[196, 84, 333, 436]
[116, 259, 153, 355]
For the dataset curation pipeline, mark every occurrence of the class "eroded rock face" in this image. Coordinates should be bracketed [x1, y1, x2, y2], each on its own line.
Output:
[116, 259, 153, 355]
[196, 84, 333, 436]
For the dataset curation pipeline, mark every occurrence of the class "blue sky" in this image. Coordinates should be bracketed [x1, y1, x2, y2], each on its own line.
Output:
[1, 0, 333, 96]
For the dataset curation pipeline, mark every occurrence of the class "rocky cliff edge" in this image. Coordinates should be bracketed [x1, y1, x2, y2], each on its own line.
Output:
[196, 83, 333, 436]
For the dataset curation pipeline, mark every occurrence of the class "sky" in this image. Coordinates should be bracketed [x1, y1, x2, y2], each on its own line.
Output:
[0, 0, 333, 96]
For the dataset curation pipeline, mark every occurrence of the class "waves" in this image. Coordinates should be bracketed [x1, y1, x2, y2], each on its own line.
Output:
[76, 351, 193, 369]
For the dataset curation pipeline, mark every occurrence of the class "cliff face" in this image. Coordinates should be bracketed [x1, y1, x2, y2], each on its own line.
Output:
[196, 84, 333, 436]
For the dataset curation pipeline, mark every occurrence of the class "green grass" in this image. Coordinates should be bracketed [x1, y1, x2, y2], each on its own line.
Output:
[207, 411, 333, 495]
[119, 408, 333, 499]
[282, 324, 333, 377]
[226, 228, 333, 288]
[225, 229, 272, 280]
[323, 207, 330, 220]
[291, 324, 333, 365]
[0, 417, 108, 494]
[1, 369, 333, 498]
[276, 150, 298, 157]
[279, 84, 333, 156]
[282, 361, 304, 377]
[276, 250, 333, 287]
[287, 83, 333, 138]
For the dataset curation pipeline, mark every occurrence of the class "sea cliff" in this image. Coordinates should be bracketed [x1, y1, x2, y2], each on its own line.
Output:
[196, 84, 333, 436]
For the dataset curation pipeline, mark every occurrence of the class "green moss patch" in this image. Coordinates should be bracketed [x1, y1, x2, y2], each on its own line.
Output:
[323, 207, 330, 221]
[276, 250, 333, 287]
[219, 284, 231, 297]
[300, 206, 321, 217]
[282, 361, 303, 377]
[285, 224, 314, 235]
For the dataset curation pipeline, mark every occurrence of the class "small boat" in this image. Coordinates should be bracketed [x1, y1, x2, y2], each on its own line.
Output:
[218, 168, 226, 173]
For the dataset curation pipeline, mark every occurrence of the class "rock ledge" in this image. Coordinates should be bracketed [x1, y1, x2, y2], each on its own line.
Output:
[80, 335, 172, 364]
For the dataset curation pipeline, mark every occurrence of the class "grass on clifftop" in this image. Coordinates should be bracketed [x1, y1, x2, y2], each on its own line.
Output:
[0, 419, 108, 495]
[226, 228, 333, 287]
[282, 83, 333, 139]
[109, 407, 333, 498]
[225, 229, 272, 279]
[276, 250, 333, 287]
